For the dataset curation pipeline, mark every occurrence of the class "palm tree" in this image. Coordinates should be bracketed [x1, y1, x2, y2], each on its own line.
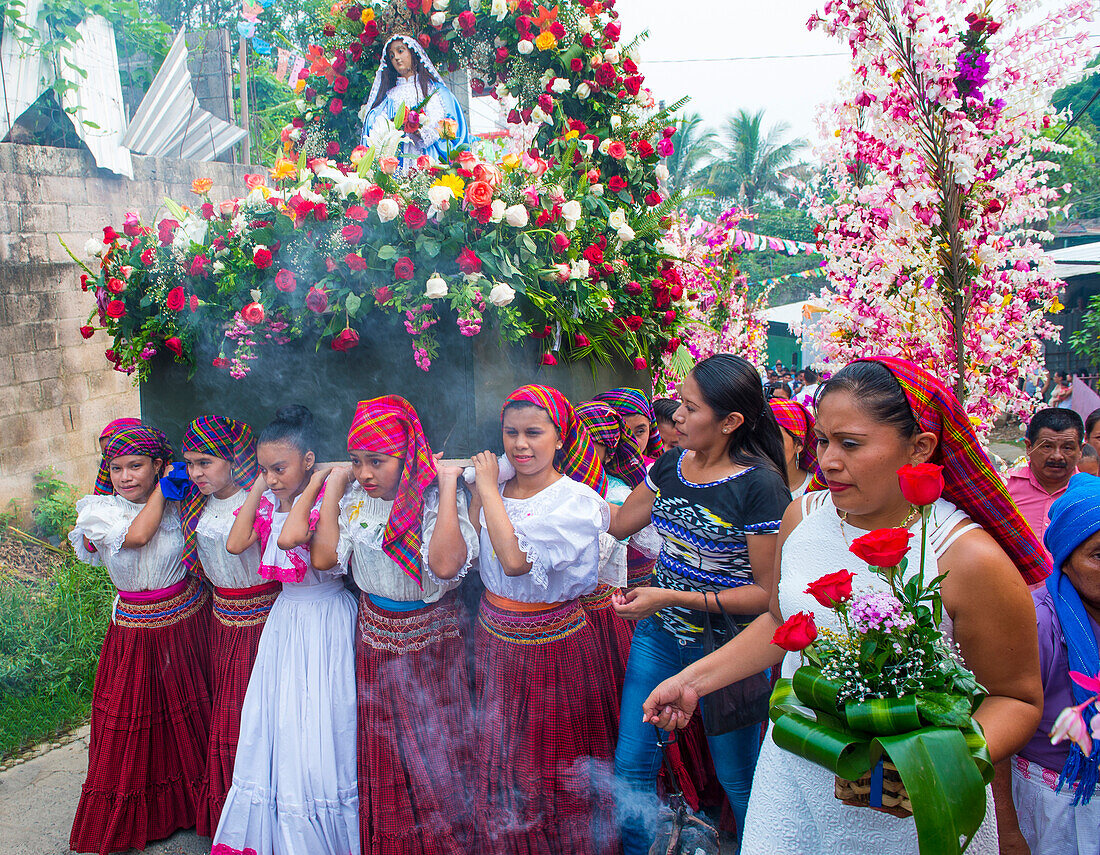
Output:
[664, 111, 716, 197]
[704, 109, 807, 209]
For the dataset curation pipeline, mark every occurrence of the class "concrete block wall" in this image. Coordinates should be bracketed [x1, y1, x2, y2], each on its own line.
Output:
[0, 143, 252, 514]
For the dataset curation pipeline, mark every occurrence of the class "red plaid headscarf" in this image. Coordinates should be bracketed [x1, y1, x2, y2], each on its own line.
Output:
[770, 399, 818, 476]
[348, 396, 436, 588]
[504, 385, 608, 494]
[179, 416, 258, 574]
[593, 386, 665, 458]
[95, 426, 173, 496]
[99, 417, 142, 441]
[815, 356, 1050, 585]
[575, 401, 646, 489]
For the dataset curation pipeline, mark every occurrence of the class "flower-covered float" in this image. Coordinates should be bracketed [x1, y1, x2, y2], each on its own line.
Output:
[75, 0, 690, 384]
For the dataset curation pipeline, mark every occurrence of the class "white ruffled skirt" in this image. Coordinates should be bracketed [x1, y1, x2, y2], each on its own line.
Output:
[212, 579, 360, 855]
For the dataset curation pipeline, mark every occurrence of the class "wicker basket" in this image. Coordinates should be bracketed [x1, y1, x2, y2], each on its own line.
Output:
[835, 761, 913, 815]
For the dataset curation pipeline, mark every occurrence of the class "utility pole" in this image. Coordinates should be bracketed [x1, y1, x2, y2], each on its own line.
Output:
[239, 36, 250, 165]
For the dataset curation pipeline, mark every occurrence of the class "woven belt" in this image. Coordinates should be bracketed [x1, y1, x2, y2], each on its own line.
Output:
[358, 596, 461, 654]
[212, 581, 281, 627]
[114, 575, 208, 629]
[626, 552, 657, 590]
[478, 595, 587, 646]
[580, 582, 615, 611]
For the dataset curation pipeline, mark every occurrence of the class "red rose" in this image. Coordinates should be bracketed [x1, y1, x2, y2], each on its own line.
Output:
[805, 570, 856, 608]
[583, 244, 604, 265]
[165, 286, 185, 311]
[632, 356, 648, 370]
[771, 611, 817, 651]
[604, 20, 621, 41]
[275, 269, 297, 292]
[665, 336, 681, 353]
[849, 528, 913, 568]
[595, 63, 616, 87]
[374, 286, 393, 304]
[635, 139, 655, 158]
[531, 325, 552, 339]
[645, 191, 663, 207]
[306, 287, 328, 313]
[333, 75, 349, 93]
[363, 185, 385, 206]
[331, 328, 360, 351]
[80, 325, 95, 339]
[669, 284, 684, 300]
[570, 57, 583, 72]
[552, 233, 570, 253]
[189, 295, 199, 312]
[394, 257, 415, 281]
[329, 98, 343, 115]
[107, 277, 126, 294]
[897, 463, 945, 507]
[200, 202, 215, 220]
[538, 94, 553, 114]
[464, 180, 493, 209]
[625, 315, 643, 331]
[608, 176, 628, 192]
[404, 205, 427, 229]
[253, 247, 273, 268]
[346, 205, 368, 221]
[241, 302, 265, 324]
[607, 141, 627, 160]
[456, 247, 482, 274]
[103, 226, 119, 244]
[457, 9, 476, 34]
[106, 299, 126, 318]
[342, 223, 364, 244]
[189, 255, 208, 277]
[314, 204, 329, 222]
[345, 253, 368, 271]
[662, 310, 676, 325]
[574, 333, 590, 347]
[164, 336, 183, 357]
[624, 280, 642, 295]
[141, 247, 155, 266]
[212, 357, 229, 368]
[495, 46, 509, 63]
[540, 352, 557, 366]
[157, 218, 179, 246]
[326, 141, 341, 156]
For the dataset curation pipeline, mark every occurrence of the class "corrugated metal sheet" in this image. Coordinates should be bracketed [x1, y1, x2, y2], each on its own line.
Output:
[59, 15, 132, 178]
[123, 28, 247, 162]
[1048, 241, 1100, 264]
[0, 0, 49, 139]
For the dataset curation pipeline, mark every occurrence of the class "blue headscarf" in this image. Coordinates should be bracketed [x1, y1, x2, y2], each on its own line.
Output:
[1044, 472, 1100, 804]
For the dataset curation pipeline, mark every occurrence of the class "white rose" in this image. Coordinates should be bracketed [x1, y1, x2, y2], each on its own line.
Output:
[610, 115, 622, 129]
[495, 82, 509, 99]
[295, 99, 306, 112]
[655, 164, 670, 183]
[551, 77, 570, 94]
[433, 0, 448, 8]
[570, 259, 590, 279]
[493, 36, 505, 48]
[489, 282, 516, 307]
[490, 0, 507, 19]
[561, 200, 582, 230]
[617, 225, 635, 242]
[427, 184, 454, 210]
[376, 198, 399, 222]
[589, 183, 604, 197]
[504, 204, 529, 227]
[212, 260, 225, 274]
[314, 95, 325, 108]
[598, 138, 611, 155]
[577, 138, 593, 156]
[430, 11, 446, 26]
[531, 105, 550, 125]
[576, 15, 592, 34]
[608, 209, 627, 230]
[489, 199, 506, 223]
[425, 275, 448, 299]
[604, 48, 620, 64]
[576, 82, 591, 100]
[85, 237, 105, 257]
[518, 39, 534, 54]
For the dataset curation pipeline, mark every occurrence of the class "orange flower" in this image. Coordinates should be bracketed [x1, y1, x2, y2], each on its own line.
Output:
[464, 180, 493, 209]
[244, 173, 267, 191]
[270, 159, 297, 182]
[191, 177, 213, 195]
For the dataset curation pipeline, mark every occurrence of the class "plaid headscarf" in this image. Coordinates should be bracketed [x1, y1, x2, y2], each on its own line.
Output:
[593, 387, 665, 458]
[576, 401, 646, 489]
[95, 426, 174, 496]
[504, 385, 607, 494]
[99, 417, 142, 441]
[770, 399, 818, 475]
[348, 396, 437, 588]
[179, 416, 259, 574]
[813, 356, 1050, 585]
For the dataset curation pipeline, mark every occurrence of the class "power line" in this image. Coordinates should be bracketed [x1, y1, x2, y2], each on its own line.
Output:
[646, 52, 845, 64]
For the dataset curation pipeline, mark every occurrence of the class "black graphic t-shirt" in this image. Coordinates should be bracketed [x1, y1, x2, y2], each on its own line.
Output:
[645, 448, 790, 640]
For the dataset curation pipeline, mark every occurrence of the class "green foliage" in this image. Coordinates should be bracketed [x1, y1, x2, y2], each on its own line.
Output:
[698, 108, 808, 209]
[1052, 53, 1100, 131]
[732, 206, 824, 303]
[0, 557, 114, 758]
[1071, 292, 1100, 370]
[31, 468, 80, 541]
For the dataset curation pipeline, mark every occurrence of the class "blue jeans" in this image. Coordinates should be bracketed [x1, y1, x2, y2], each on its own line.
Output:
[614, 617, 762, 855]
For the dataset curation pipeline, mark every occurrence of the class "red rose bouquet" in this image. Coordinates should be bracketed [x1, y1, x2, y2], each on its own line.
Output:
[768, 464, 993, 855]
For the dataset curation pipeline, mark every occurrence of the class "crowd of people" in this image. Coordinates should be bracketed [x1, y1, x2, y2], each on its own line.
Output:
[64, 352, 1100, 855]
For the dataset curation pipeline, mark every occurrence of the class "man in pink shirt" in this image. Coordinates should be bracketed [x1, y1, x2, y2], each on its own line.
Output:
[1007, 408, 1084, 548]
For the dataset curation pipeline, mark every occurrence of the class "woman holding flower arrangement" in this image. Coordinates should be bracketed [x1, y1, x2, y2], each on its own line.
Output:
[608, 354, 791, 854]
[641, 356, 1048, 854]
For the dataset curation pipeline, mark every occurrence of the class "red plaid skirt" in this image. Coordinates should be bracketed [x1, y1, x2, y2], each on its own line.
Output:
[625, 546, 657, 590]
[70, 575, 212, 855]
[356, 593, 473, 855]
[474, 593, 618, 855]
[579, 583, 633, 734]
[194, 581, 280, 838]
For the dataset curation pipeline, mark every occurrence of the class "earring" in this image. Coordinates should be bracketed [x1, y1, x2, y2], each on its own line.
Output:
[723, 429, 729, 434]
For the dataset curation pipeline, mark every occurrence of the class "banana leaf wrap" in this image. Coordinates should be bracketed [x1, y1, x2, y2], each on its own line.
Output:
[768, 667, 994, 855]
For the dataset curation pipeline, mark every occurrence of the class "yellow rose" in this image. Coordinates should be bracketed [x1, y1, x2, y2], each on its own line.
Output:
[361, 7, 375, 23]
[502, 153, 521, 170]
[270, 158, 297, 181]
[564, 129, 579, 140]
[535, 31, 557, 51]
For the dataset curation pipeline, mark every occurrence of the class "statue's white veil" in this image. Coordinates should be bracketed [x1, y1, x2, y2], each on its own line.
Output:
[364, 35, 446, 110]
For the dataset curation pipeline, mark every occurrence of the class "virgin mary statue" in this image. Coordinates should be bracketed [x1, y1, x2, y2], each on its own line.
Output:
[360, 34, 470, 168]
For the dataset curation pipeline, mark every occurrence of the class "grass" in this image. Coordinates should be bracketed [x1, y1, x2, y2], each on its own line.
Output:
[0, 553, 114, 759]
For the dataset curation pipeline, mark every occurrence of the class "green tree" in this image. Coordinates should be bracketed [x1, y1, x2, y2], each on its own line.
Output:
[702, 108, 808, 209]
[664, 111, 715, 197]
